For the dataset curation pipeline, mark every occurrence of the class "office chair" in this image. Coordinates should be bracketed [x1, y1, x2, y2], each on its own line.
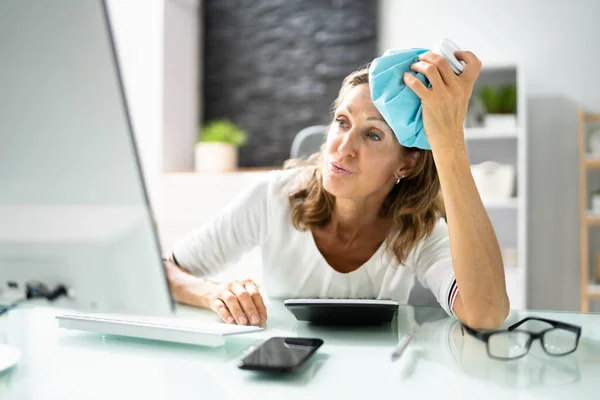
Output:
[290, 125, 328, 159]
[407, 279, 439, 307]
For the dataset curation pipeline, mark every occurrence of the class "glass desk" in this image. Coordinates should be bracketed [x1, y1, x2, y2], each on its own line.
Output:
[1, 301, 599, 399]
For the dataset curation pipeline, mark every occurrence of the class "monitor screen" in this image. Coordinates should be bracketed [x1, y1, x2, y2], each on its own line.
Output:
[0, 0, 173, 315]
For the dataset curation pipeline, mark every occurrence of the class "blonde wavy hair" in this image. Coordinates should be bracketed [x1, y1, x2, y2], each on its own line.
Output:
[283, 68, 445, 265]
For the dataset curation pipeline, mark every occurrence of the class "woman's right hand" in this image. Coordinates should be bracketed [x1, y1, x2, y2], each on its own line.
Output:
[205, 279, 267, 326]
[164, 259, 267, 326]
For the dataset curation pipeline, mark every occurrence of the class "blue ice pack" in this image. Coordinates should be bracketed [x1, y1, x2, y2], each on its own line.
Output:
[369, 48, 431, 150]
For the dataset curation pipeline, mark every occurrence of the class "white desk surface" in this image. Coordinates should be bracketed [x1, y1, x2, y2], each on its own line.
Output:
[1, 301, 599, 400]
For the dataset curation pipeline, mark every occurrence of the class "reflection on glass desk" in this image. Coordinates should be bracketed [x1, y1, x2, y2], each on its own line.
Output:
[1, 301, 600, 399]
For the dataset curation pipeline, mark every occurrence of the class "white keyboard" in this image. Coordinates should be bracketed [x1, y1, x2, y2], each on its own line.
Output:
[56, 313, 263, 347]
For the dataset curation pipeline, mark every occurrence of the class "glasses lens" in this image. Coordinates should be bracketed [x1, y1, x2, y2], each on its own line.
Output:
[543, 328, 578, 355]
[488, 331, 530, 359]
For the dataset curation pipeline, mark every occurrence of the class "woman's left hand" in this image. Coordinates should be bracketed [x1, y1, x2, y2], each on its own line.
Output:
[405, 51, 510, 329]
[403, 51, 482, 148]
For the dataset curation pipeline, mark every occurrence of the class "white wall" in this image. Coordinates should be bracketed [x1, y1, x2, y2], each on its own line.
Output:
[107, 0, 201, 203]
[163, 0, 201, 172]
[105, 0, 165, 205]
[379, 0, 600, 111]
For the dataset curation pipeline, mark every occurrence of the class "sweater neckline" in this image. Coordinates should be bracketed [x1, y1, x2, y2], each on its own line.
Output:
[307, 230, 387, 276]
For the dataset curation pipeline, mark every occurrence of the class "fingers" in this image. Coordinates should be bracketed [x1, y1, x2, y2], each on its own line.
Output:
[408, 50, 481, 101]
[417, 52, 456, 85]
[410, 60, 444, 88]
[216, 289, 248, 325]
[454, 50, 482, 83]
[243, 280, 268, 323]
[210, 298, 235, 324]
[403, 72, 429, 100]
[208, 280, 268, 326]
[228, 281, 261, 325]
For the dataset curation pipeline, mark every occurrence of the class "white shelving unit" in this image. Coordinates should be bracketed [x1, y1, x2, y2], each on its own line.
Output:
[464, 127, 520, 140]
[464, 65, 527, 310]
[584, 154, 600, 168]
[578, 111, 600, 311]
[481, 197, 519, 209]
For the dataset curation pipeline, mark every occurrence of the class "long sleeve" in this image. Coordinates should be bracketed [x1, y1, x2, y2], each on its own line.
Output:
[407, 218, 457, 317]
[170, 173, 273, 277]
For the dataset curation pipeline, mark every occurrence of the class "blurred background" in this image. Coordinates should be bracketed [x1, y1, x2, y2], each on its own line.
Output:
[105, 0, 600, 312]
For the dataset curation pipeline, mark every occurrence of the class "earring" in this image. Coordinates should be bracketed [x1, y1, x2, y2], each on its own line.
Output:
[396, 174, 406, 184]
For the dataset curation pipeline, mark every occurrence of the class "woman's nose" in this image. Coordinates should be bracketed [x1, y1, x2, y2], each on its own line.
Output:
[337, 128, 359, 158]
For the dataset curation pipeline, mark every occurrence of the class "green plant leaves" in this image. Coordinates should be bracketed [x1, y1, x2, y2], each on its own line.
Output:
[478, 85, 517, 114]
[199, 120, 248, 147]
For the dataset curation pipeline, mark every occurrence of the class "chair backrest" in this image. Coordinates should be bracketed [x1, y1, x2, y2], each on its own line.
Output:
[408, 278, 439, 307]
[290, 125, 328, 159]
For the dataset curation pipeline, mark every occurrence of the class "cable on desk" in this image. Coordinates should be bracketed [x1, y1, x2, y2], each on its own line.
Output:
[0, 298, 26, 316]
[0, 282, 69, 316]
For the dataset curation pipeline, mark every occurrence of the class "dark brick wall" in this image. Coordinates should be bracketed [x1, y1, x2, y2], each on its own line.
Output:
[202, 0, 378, 167]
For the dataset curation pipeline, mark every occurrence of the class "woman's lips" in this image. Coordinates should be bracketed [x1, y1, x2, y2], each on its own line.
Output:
[330, 162, 353, 176]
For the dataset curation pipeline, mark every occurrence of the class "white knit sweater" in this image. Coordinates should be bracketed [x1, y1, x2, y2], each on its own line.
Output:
[171, 168, 458, 316]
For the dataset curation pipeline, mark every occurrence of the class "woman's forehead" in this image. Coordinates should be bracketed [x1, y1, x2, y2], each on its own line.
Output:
[338, 84, 382, 118]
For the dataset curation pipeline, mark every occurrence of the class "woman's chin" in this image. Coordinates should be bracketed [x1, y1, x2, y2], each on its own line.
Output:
[323, 173, 354, 198]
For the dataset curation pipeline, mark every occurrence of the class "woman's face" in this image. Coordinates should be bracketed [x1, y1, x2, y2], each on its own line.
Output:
[322, 83, 409, 200]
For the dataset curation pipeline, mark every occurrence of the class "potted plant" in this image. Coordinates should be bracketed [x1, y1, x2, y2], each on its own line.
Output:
[479, 84, 517, 130]
[195, 120, 247, 172]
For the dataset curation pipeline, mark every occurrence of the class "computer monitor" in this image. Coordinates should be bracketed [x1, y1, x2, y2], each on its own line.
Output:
[0, 0, 174, 315]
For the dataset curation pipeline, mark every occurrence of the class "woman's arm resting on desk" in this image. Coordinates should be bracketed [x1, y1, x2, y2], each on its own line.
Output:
[163, 176, 273, 326]
[405, 51, 509, 329]
[164, 259, 267, 326]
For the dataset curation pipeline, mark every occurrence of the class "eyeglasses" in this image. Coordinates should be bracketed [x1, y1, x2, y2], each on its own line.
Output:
[461, 317, 582, 360]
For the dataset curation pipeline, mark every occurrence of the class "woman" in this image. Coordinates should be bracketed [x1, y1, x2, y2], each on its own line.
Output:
[164, 50, 509, 329]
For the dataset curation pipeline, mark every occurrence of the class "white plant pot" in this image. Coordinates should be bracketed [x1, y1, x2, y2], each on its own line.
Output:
[194, 142, 238, 172]
[471, 161, 515, 199]
[484, 114, 517, 131]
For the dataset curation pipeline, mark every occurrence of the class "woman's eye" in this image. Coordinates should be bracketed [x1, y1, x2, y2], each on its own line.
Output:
[368, 131, 381, 141]
[335, 118, 347, 128]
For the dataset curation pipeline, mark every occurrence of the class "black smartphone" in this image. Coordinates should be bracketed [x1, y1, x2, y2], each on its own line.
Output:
[237, 337, 324, 372]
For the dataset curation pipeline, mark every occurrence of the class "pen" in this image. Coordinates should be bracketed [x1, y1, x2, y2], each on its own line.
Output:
[391, 334, 412, 362]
